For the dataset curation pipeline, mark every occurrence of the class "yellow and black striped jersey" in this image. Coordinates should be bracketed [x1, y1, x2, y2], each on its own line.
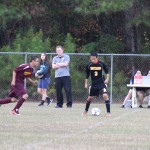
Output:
[86, 61, 109, 86]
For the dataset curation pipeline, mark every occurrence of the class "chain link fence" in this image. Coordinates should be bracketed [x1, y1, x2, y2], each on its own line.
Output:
[0, 52, 150, 104]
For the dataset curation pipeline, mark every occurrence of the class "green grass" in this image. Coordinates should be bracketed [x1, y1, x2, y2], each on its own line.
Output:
[0, 102, 150, 150]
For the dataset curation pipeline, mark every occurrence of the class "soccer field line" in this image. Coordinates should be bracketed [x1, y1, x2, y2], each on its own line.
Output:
[25, 109, 141, 149]
[81, 109, 140, 134]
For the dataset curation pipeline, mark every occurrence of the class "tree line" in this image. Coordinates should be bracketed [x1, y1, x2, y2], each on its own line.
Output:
[0, 0, 149, 53]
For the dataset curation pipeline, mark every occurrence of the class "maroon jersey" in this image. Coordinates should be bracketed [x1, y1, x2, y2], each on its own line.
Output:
[15, 64, 34, 84]
[9, 64, 34, 98]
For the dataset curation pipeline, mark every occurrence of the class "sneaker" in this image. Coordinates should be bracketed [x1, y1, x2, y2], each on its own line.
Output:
[47, 98, 53, 106]
[105, 113, 111, 117]
[148, 106, 150, 108]
[38, 101, 44, 106]
[120, 105, 124, 108]
[139, 105, 143, 108]
[10, 109, 20, 115]
[55, 105, 62, 108]
[82, 110, 87, 116]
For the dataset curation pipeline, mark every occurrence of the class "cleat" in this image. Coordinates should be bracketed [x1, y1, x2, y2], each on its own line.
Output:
[120, 105, 124, 108]
[47, 98, 53, 106]
[10, 109, 20, 115]
[38, 103, 44, 106]
[82, 111, 87, 116]
[38, 100, 44, 106]
[139, 105, 143, 108]
[105, 113, 111, 117]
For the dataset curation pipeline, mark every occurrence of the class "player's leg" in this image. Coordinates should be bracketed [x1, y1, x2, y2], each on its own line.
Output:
[0, 86, 18, 105]
[82, 86, 97, 115]
[101, 87, 111, 117]
[0, 97, 17, 104]
[82, 96, 94, 115]
[11, 94, 28, 115]
[121, 89, 132, 108]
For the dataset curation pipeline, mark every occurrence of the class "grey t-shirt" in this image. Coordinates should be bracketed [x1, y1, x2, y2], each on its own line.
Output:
[52, 54, 70, 78]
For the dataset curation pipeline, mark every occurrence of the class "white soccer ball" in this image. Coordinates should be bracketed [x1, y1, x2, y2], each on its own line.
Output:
[91, 107, 101, 116]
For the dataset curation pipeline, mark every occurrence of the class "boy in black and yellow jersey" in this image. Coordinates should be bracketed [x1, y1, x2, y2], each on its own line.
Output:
[83, 52, 111, 117]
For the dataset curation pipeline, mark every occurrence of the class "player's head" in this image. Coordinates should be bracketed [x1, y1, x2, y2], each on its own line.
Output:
[90, 52, 98, 64]
[56, 45, 64, 57]
[30, 56, 39, 67]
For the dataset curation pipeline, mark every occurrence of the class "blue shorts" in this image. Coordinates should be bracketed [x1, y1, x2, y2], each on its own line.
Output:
[38, 78, 50, 89]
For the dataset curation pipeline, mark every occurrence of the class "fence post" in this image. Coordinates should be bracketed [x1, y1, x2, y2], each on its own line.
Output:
[110, 54, 113, 103]
[24, 52, 28, 88]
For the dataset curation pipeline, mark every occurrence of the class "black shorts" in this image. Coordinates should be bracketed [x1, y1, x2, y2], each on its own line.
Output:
[89, 83, 107, 96]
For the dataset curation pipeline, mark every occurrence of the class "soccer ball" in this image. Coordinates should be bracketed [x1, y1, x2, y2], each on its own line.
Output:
[91, 107, 101, 116]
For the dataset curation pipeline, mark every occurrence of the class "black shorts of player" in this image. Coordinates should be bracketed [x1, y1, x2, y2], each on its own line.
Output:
[89, 83, 107, 97]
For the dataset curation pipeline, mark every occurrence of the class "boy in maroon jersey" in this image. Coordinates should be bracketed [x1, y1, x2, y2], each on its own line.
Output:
[0, 56, 39, 115]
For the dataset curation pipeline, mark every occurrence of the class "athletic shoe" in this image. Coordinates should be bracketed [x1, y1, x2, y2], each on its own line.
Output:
[38, 101, 44, 106]
[120, 105, 124, 108]
[139, 105, 143, 108]
[47, 98, 53, 106]
[55, 105, 62, 108]
[82, 110, 87, 116]
[148, 106, 150, 108]
[10, 109, 20, 115]
[105, 113, 111, 117]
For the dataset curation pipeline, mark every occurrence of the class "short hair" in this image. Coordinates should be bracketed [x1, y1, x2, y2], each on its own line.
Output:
[56, 45, 63, 50]
[30, 56, 38, 62]
[90, 52, 98, 57]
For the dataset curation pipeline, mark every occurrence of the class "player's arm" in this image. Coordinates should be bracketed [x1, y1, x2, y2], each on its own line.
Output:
[11, 64, 26, 85]
[101, 62, 109, 84]
[104, 73, 109, 84]
[85, 79, 88, 89]
[85, 64, 90, 89]
[11, 70, 16, 86]
[27, 77, 38, 85]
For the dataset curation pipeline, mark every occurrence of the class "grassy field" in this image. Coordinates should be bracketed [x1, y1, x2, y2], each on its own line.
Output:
[0, 102, 150, 150]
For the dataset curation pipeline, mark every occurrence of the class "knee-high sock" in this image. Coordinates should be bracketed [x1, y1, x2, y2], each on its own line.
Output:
[13, 98, 25, 111]
[105, 100, 110, 113]
[85, 101, 91, 112]
[0, 98, 12, 104]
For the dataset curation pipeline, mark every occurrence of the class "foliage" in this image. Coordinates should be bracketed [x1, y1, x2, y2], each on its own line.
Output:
[0, 28, 52, 52]
[64, 33, 76, 53]
[82, 33, 124, 53]
[75, 0, 134, 14]
[0, 3, 30, 29]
